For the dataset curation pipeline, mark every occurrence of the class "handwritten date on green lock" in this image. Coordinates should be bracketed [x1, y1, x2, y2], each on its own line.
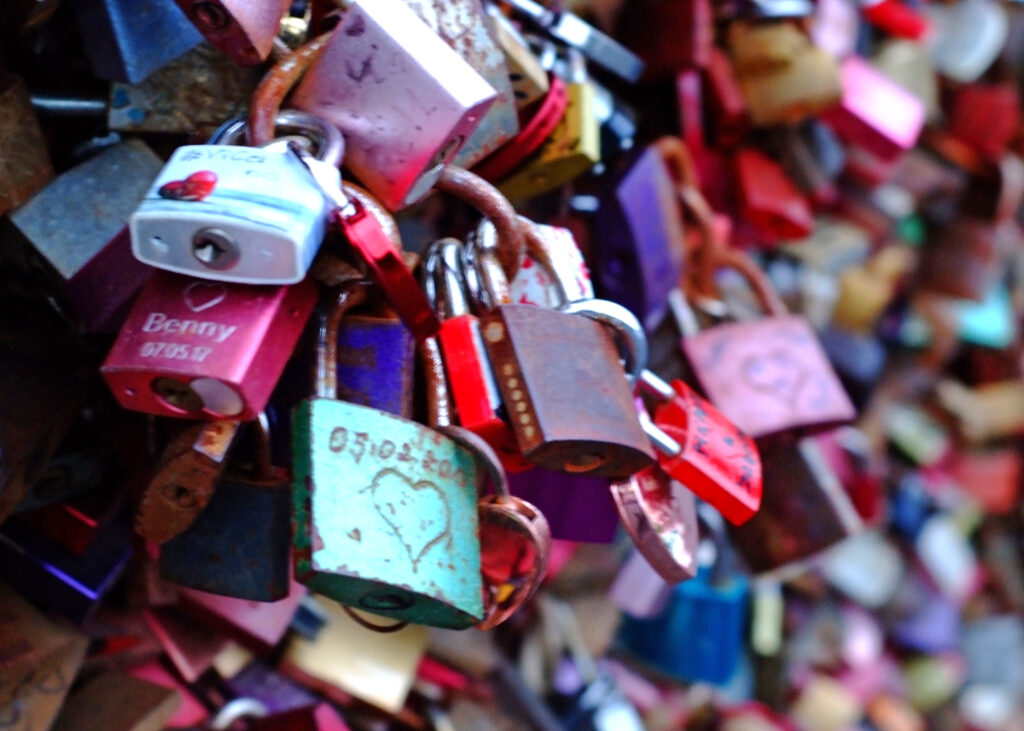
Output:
[292, 399, 484, 629]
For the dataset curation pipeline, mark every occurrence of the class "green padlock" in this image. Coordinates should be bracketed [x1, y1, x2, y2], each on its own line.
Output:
[292, 279, 484, 629]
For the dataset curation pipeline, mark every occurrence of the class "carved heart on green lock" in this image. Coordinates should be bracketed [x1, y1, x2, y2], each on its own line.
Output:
[370, 468, 452, 573]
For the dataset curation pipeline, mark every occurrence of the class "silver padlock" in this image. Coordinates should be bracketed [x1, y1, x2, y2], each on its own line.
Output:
[130, 110, 342, 284]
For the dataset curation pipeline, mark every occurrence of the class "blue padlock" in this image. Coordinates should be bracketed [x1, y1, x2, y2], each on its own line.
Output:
[72, 0, 202, 84]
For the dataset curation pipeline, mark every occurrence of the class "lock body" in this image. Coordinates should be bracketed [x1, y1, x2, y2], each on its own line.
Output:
[292, 399, 483, 628]
[683, 314, 856, 438]
[337, 315, 417, 418]
[592, 147, 686, 330]
[292, 0, 497, 210]
[102, 271, 317, 420]
[108, 42, 259, 136]
[0, 75, 53, 215]
[132, 145, 333, 284]
[404, 0, 519, 166]
[72, 0, 203, 83]
[160, 467, 291, 600]
[653, 380, 762, 525]
[174, 0, 290, 65]
[8, 141, 162, 333]
[733, 147, 814, 243]
[508, 468, 618, 542]
[498, 79, 600, 202]
[480, 304, 655, 478]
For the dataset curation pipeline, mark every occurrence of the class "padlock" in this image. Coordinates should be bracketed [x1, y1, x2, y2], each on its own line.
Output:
[52, 672, 186, 731]
[488, 7, 550, 109]
[290, 0, 497, 210]
[871, 39, 939, 123]
[507, 467, 619, 543]
[618, 533, 749, 685]
[178, 581, 307, 651]
[472, 73, 569, 184]
[821, 55, 925, 165]
[860, 0, 930, 39]
[72, 0, 203, 83]
[292, 279, 484, 628]
[108, 42, 260, 137]
[428, 238, 527, 473]
[281, 596, 428, 714]
[101, 270, 317, 421]
[590, 141, 687, 331]
[142, 606, 230, 682]
[831, 244, 915, 333]
[498, 0, 643, 82]
[677, 247, 856, 439]
[16, 478, 124, 556]
[0, 73, 53, 215]
[610, 465, 701, 584]
[135, 420, 242, 544]
[702, 47, 750, 149]
[727, 21, 842, 127]
[131, 111, 342, 284]
[728, 436, 864, 574]
[478, 296, 655, 478]
[439, 426, 549, 630]
[641, 374, 763, 526]
[937, 378, 1024, 445]
[0, 582, 89, 731]
[0, 505, 134, 623]
[732, 147, 814, 244]
[160, 415, 292, 601]
[818, 326, 887, 409]
[174, 0, 289, 65]
[497, 48, 601, 202]
[614, 0, 713, 80]
[763, 124, 840, 209]
[0, 297, 93, 524]
[403, 0, 520, 167]
[923, 0, 1007, 83]
[224, 661, 318, 720]
[7, 140, 162, 333]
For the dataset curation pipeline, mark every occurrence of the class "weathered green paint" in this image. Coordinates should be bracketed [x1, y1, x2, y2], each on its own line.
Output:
[292, 398, 483, 628]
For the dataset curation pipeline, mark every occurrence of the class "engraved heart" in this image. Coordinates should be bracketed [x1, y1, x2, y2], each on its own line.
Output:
[158, 170, 217, 201]
[183, 280, 227, 313]
[740, 349, 808, 406]
[370, 468, 451, 572]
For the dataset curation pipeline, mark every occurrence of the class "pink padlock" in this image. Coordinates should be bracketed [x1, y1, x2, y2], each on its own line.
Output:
[102, 271, 317, 420]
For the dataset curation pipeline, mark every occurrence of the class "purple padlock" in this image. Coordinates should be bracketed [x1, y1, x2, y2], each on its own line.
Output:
[591, 145, 686, 331]
[508, 467, 619, 543]
[225, 660, 319, 716]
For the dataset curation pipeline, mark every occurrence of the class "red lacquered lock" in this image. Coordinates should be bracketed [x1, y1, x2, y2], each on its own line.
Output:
[642, 377, 762, 526]
[948, 82, 1022, 162]
[733, 147, 814, 244]
[677, 247, 856, 440]
[702, 47, 749, 148]
[101, 271, 317, 420]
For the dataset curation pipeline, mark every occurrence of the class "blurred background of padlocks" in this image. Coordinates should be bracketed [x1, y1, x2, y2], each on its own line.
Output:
[1, 0, 1024, 729]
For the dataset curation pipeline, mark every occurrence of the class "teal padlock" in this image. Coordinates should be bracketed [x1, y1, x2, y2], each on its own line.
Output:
[292, 279, 484, 629]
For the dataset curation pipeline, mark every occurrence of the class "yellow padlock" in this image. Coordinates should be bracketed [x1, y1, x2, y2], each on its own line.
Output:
[831, 245, 916, 333]
[498, 48, 601, 202]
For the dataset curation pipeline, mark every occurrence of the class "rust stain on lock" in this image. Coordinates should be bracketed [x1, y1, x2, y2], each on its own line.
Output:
[135, 420, 240, 544]
[481, 305, 656, 479]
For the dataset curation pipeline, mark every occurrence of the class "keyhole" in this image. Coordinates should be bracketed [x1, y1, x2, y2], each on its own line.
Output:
[191, 228, 239, 270]
[152, 377, 204, 412]
[360, 591, 415, 611]
[190, 1, 229, 30]
[160, 482, 199, 510]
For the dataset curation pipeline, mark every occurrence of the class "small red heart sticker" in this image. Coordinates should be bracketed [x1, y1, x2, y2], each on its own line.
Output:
[159, 170, 218, 201]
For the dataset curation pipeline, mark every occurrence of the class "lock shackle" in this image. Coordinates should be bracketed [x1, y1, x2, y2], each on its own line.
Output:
[315, 279, 373, 399]
[436, 239, 472, 320]
[709, 246, 789, 317]
[210, 109, 344, 167]
[247, 32, 332, 148]
[559, 299, 646, 389]
[439, 424, 551, 631]
[434, 166, 526, 282]
[653, 136, 724, 299]
[207, 698, 268, 730]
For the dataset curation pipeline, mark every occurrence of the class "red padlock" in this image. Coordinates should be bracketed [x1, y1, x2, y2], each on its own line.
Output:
[641, 376, 762, 526]
[733, 147, 814, 244]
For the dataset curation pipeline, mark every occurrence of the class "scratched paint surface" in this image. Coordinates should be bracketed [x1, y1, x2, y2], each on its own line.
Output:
[292, 399, 483, 628]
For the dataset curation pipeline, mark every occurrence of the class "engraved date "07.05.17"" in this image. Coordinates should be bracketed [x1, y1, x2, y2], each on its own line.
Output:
[328, 426, 469, 489]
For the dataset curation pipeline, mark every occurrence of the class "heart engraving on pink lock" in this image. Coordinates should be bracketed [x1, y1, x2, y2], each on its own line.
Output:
[740, 349, 810, 407]
[369, 468, 452, 572]
[183, 281, 228, 313]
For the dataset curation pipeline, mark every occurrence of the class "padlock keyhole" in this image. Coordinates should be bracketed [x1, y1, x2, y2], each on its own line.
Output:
[152, 377, 204, 413]
[360, 592, 415, 611]
[192, 228, 239, 270]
